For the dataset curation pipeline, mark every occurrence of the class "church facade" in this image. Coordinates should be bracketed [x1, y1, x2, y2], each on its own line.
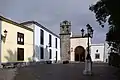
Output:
[59, 20, 108, 62]
[59, 20, 91, 62]
[70, 35, 91, 62]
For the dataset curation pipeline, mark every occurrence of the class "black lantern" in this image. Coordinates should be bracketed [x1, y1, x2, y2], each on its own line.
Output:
[86, 24, 92, 34]
[86, 24, 94, 38]
[81, 28, 85, 37]
[4, 30, 8, 36]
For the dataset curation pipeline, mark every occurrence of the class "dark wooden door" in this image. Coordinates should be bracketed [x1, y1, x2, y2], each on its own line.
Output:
[75, 46, 85, 62]
[17, 48, 24, 61]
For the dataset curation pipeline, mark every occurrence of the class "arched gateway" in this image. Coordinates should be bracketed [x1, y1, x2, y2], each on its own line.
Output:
[74, 46, 85, 62]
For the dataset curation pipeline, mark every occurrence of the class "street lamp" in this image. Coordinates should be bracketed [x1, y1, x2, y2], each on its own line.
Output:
[81, 24, 94, 76]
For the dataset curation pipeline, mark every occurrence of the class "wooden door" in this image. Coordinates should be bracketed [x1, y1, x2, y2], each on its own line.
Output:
[17, 48, 24, 61]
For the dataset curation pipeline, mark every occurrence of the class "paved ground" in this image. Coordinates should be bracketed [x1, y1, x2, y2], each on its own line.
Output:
[0, 68, 16, 80]
[0, 63, 120, 80]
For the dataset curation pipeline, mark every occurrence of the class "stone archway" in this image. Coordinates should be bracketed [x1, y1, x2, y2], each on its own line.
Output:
[74, 46, 85, 62]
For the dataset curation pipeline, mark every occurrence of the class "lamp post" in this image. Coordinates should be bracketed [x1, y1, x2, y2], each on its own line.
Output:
[81, 24, 94, 76]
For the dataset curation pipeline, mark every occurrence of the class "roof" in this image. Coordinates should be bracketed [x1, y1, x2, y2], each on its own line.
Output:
[0, 15, 33, 32]
[20, 21, 60, 38]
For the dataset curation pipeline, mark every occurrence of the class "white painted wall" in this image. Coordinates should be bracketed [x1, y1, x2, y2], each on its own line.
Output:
[34, 25, 40, 60]
[23, 22, 60, 62]
[70, 37, 91, 61]
[34, 24, 60, 62]
[91, 44, 105, 62]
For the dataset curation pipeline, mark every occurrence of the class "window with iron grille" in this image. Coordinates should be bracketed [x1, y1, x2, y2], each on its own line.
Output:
[55, 38, 57, 48]
[95, 54, 100, 59]
[17, 32, 24, 45]
[56, 51, 57, 61]
[49, 34, 52, 47]
[40, 29, 44, 45]
[49, 49, 52, 59]
[40, 47, 44, 59]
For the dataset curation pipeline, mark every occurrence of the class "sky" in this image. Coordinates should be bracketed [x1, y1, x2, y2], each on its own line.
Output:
[0, 0, 109, 44]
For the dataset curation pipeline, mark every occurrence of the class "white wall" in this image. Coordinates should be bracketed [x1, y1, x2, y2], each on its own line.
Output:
[70, 37, 91, 61]
[91, 44, 105, 62]
[34, 24, 60, 62]
[34, 25, 40, 60]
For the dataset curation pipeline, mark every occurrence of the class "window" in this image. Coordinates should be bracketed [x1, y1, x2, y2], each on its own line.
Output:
[62, 26, 64, 29]
[40, 29, 44, 45]
[49, 34, 52, 47]
[95, 54, 100, 59]
[40, 47, 44, 59]
[55, 38, 57, 48]
[66, 26, 69, 28]
[17, 32, 24, 45]
[96, 49, 98, 52]
[17, 48, 24, 61]
[49, 49, 52, 59]
[106, 59, 108, 62]
[56, 51, 57, 61]
[66, 27, 69, 32]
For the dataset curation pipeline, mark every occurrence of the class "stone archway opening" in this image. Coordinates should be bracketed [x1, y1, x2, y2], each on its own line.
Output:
[74, 46, 85, 62]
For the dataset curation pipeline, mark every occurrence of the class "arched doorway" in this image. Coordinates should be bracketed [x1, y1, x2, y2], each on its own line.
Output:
[74, 46, 85, 62]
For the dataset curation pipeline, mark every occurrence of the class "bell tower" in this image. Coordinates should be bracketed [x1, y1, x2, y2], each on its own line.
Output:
[59, 20, 71, 61]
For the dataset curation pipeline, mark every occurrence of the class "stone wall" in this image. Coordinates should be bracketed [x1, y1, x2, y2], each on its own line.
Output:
[60, 35, 70, 61]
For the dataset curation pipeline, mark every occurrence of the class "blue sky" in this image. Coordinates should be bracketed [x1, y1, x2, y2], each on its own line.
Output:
[0, 0, 109, 44]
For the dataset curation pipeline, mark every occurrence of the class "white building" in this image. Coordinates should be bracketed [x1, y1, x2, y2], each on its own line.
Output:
[20, 21, 60, 63]
[70, 35, 91, 62]
[91, 43, 108, 63]
[69, 33, 109, 63]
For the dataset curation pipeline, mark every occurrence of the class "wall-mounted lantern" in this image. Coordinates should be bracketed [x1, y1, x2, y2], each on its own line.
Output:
[4, 30, 8, 37]
[96, 49, 98, 52]
[46, 43, 50, 48]
[1, 29, 8, 40]
[70, 48, 73, 52]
